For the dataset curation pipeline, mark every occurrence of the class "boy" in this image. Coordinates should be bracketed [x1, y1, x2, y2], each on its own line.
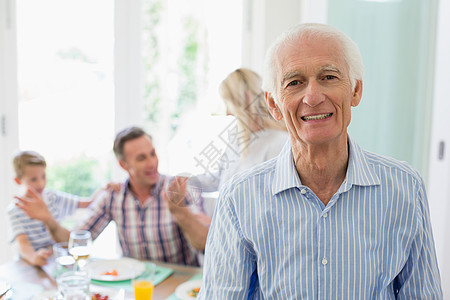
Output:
[6, 150, 97, 266]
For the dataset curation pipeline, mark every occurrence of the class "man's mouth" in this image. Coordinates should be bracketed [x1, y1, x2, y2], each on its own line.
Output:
[301, 113, 333, 121]
[146, 170, 158, 177]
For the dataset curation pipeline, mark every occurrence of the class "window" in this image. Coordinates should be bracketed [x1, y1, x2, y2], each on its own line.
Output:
[139, 0, 243, 175]
[15, 0, 243, 192]
[1, 0, 243, 262]
[16, 0, 115, 195]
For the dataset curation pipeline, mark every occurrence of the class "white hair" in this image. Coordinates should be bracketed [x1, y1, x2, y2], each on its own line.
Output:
[262, 23, 364, 99]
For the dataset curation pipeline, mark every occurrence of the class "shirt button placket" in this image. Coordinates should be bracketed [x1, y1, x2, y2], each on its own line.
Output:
[318, 207, 329, 299]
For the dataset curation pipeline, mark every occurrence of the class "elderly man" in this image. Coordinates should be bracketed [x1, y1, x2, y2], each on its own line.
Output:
[198, 23, 442, 298]
[17, 126, 209, 266]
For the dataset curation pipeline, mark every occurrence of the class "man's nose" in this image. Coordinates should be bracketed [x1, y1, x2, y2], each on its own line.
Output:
[303, 80, 325, 107]
[146, 156, 157, 166]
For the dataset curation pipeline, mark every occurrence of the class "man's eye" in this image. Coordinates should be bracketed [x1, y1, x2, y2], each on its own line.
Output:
[324, 75, 337, 80]
[287, 80, 301, 87]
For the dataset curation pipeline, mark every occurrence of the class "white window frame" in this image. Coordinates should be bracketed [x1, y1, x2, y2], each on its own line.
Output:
[427, 0, 450, 297]
[114, 0, 142, 132]
[0, 0, 19, 263]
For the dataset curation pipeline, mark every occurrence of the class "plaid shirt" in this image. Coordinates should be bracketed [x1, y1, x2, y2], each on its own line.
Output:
[81, 174, 204, 266]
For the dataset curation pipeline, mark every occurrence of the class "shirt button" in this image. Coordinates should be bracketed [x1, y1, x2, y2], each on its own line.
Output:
[300, 189, 307, 194]
[322, 258, 328, 265]
[323, 213, 328, 218]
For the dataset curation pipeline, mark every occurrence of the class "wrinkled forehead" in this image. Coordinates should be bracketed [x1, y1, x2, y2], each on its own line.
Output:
[274, 35, 347, 83]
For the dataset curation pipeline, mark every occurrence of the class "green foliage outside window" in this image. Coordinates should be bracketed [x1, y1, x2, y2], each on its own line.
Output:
[45, 1, 207, 198]
[142, 0, 163, 133]
[142, 0, 207, 137]
[172, 16, 202, 133]
[46, 155, 108, 197]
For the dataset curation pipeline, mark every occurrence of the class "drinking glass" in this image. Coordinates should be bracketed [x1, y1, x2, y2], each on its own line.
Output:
[68, 230, 92, 271]
[53, 241, 76, 277]
[56, 271, 90, 300]
[132, 263, 156, 300]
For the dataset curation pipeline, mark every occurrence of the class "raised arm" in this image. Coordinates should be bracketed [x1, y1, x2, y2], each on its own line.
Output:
[77, 182, 121, 209]
[15, 187, 70, 242]
[163, 176, 210, 251]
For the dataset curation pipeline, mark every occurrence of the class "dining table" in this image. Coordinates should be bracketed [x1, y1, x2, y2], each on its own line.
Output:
[0, 256, 203, 299]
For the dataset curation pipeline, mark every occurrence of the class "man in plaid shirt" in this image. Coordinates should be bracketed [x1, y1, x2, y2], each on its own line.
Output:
[16, 126, 210, 266]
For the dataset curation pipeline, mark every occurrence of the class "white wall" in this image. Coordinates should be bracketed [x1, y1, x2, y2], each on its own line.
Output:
[0, 0, 19, 263]
[428, 0, 450, 293]
[241, 0, 328, 73]
[242, 0, 305, 74]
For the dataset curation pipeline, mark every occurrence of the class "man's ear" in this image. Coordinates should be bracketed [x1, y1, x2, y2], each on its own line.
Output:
[351, 79, 363, 107]
[265, 92, 283, 121]
[118, 159, 128, 171]
[14, 177, 21, 185]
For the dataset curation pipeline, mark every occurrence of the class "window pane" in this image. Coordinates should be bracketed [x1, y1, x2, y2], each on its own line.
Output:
[16, 0, 115, 195]
[140, 0, 243, 175]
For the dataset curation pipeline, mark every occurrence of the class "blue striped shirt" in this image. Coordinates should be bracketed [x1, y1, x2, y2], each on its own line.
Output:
[7, 189, 79, 250]
[199, 136, 442, 299]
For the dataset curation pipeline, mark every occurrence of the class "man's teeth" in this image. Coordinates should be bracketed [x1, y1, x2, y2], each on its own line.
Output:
[302, 113, 332, 121]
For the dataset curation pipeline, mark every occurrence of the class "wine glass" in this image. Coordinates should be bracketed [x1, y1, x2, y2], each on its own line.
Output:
[68, 230, 92, 271]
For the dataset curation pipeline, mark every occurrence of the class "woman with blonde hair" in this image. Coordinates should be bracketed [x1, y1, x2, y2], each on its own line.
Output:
[191, 68, 288, 197]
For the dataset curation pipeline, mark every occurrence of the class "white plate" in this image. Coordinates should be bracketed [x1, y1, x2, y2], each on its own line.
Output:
[0, 280, 11, 299]
[32, 290, 57, 300]
[0, 280, 10, 294]
[90, 287, 124, 300]
[33, 288, 124, 300]
[5, 282, 44, 299]
[85, 258, 146, 281]
[174, 279, 202, 300]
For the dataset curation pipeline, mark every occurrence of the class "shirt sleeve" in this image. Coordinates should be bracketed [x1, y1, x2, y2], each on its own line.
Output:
[78, 190, 113, 240]
[188, 172, 220, 193]
[197, 189, 257, 299]
[6, 203, 27, 243]
[50, 190, 80, 220]
[396, 177, 443, 299]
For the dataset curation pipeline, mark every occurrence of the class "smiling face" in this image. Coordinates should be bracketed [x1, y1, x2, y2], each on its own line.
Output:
[17, 165, 47, 195]
[266, 35, 362, 149]
[119, 135, 160, 189]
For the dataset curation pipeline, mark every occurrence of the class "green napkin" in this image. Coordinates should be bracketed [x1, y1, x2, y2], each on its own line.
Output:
[166, 274, 203, 300]
[90, 262, 174, 292]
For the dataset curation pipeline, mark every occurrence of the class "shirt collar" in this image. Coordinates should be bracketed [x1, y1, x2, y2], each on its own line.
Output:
[345, 135, 381, 187]
[272, 135, 380, 195]
[125, 174, 166, 198]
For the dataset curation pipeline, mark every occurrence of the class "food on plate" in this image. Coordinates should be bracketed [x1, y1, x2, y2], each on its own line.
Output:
[188, 287, 200, 297]
[91, 292, 109, 300]
[175, 279, 203, 299]
[101, 269, 118, 276]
